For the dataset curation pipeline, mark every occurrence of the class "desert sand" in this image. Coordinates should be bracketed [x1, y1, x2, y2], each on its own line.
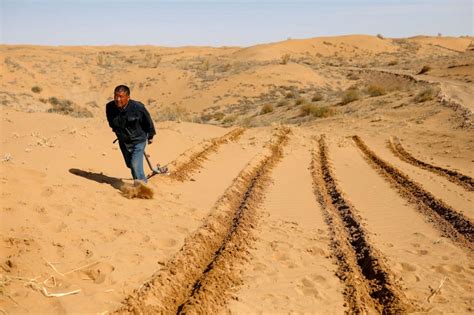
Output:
[1, 35, 473, 314]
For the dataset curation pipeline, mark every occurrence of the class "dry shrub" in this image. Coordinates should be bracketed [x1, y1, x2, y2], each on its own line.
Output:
[376, 34, 384, 39]
[31, 86, 42, 93]
[281, 53, 291, 65]
[417, 65, 431, 75]
[414, 87, 436, 103]
[311, 93, 323, 102]
[387, 60, 398, 66]
[156, 106, 190, 121]
[285, 91, 295, 99]
[347, 72, 360, 80]
[260, 104, 274, 114]
[47, 97, 93, 118]
[367, 84, 386, 97]
[222, 115, 237, 124]
[120, 182, 154, 199]
[277, 99, 289, 107]
[300, 104, 334, 118]
[295, 97, 306, 106]
[340, 89, 360, 105]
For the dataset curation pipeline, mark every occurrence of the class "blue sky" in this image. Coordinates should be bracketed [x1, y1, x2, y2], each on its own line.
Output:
[1, 0, 472, 46]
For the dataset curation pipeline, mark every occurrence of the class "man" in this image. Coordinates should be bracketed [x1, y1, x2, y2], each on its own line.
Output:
[106, 85, 155, 184]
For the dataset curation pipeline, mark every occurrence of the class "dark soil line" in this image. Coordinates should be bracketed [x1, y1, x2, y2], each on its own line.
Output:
[177, 128, 290, 314]
[114, 127, 290, 314]
[312, 135, 411, 314]
[170, 127, 245, 181]
[388, 137, 474, 191]
[353, 135, 474, 249]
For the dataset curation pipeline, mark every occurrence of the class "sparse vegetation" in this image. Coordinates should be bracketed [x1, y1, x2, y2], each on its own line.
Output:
[277, 99, 289, 107]
[295, 97, 306, 106]
[281, 53, 291, 65]
[347, 72, 359, 80]
[418, 65, 431, 75]
[311, 93, 323, 102]
[367, 84, 386, 97]
[222, 115, 237, 124]
[31, 86, 42, 93]
[300, 104, 334, 118]
[47, 97, 93, 118]
[156, 106, 190, 122]
[340, 89, 360, 105]
[260, 104, 274, 114]
[414, 87, 437, 103]
[285, 91, 295, 99]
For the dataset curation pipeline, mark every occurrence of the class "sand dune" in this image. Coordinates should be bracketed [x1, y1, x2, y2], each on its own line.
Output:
[1, 35, 473, 313]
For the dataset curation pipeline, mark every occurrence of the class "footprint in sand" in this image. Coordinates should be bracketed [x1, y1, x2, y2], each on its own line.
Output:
[157, 238, 177, 248]
[401, 262, 417, 272]
[80, 262, 115, 284]
[298, 277, 320, 298]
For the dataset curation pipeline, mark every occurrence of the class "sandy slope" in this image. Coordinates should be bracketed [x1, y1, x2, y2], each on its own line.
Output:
[1, 35, 473, 314]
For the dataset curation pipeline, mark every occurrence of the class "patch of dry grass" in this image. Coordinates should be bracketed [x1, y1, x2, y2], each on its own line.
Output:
[47, 97, 93, 118]
[300, 104, 334, 118]
[340, 89, 360, 105]
[367, 84, 386, 97]
[260, 104, 274, 114]
[414, 87, 437, 103]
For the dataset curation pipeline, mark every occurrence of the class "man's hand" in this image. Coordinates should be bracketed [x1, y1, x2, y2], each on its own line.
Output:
[148, 138, 153, 145]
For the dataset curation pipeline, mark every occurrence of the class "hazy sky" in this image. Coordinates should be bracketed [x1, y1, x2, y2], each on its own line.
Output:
[1, 0, 472, 47]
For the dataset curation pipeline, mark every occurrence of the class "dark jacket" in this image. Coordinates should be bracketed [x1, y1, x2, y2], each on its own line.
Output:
[106, 99, 156, 145]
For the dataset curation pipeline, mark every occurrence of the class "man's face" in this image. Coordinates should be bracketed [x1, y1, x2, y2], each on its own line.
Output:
[114, 91, 129, 109]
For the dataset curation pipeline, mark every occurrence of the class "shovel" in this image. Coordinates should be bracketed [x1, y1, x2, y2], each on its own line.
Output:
[144, 151, 169, 178]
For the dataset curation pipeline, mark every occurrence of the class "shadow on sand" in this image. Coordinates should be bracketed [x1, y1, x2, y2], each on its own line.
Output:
[69, 168, 125, 191]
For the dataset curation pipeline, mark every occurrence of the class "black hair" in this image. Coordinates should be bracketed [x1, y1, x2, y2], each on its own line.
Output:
[114, 85, 130, 96]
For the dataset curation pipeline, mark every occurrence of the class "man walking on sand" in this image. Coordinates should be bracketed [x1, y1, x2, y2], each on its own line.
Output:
[106, 85, 156, 184]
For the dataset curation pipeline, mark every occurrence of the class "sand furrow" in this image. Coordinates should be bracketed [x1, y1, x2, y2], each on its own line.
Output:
[114, 127, 290, 314]
[353, 135, 474, 250]
[330, 138, 474, 313]
[169, 127, 245, 181]
[311, 135, 411, 313]
[226, 129, 345, 313]
[388, 136, 474, 191]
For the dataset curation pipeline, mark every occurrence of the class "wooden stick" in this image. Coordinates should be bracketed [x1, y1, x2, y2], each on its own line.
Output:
[427, 276, 447, 303]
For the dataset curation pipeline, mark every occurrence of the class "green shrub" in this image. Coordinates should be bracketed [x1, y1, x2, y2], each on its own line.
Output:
[367, 84, 386, 97]
[340, 89, 360, 105]
[31, 86, 42, 93]
[300, 104, 334, 118]
[260, 104, 274, 114]
[414, 88, 436, 103]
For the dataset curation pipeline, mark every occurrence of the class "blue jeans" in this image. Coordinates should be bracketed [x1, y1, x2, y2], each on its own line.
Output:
[119, 140, 147, 183]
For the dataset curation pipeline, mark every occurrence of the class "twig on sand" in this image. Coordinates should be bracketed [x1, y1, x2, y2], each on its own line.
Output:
[63, 260, 102, 276]
[427, 276, 447, 303]
[42, 257, 104, 276]
[42, 257, 65, 277]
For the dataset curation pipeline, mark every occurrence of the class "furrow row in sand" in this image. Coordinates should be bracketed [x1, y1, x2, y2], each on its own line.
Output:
[353, 135, 474, 250]
[115, 127, 291, 314]
[170, 127, 245, 181]
[311, 135, 410, 314]
[388, 136, 474, 191]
